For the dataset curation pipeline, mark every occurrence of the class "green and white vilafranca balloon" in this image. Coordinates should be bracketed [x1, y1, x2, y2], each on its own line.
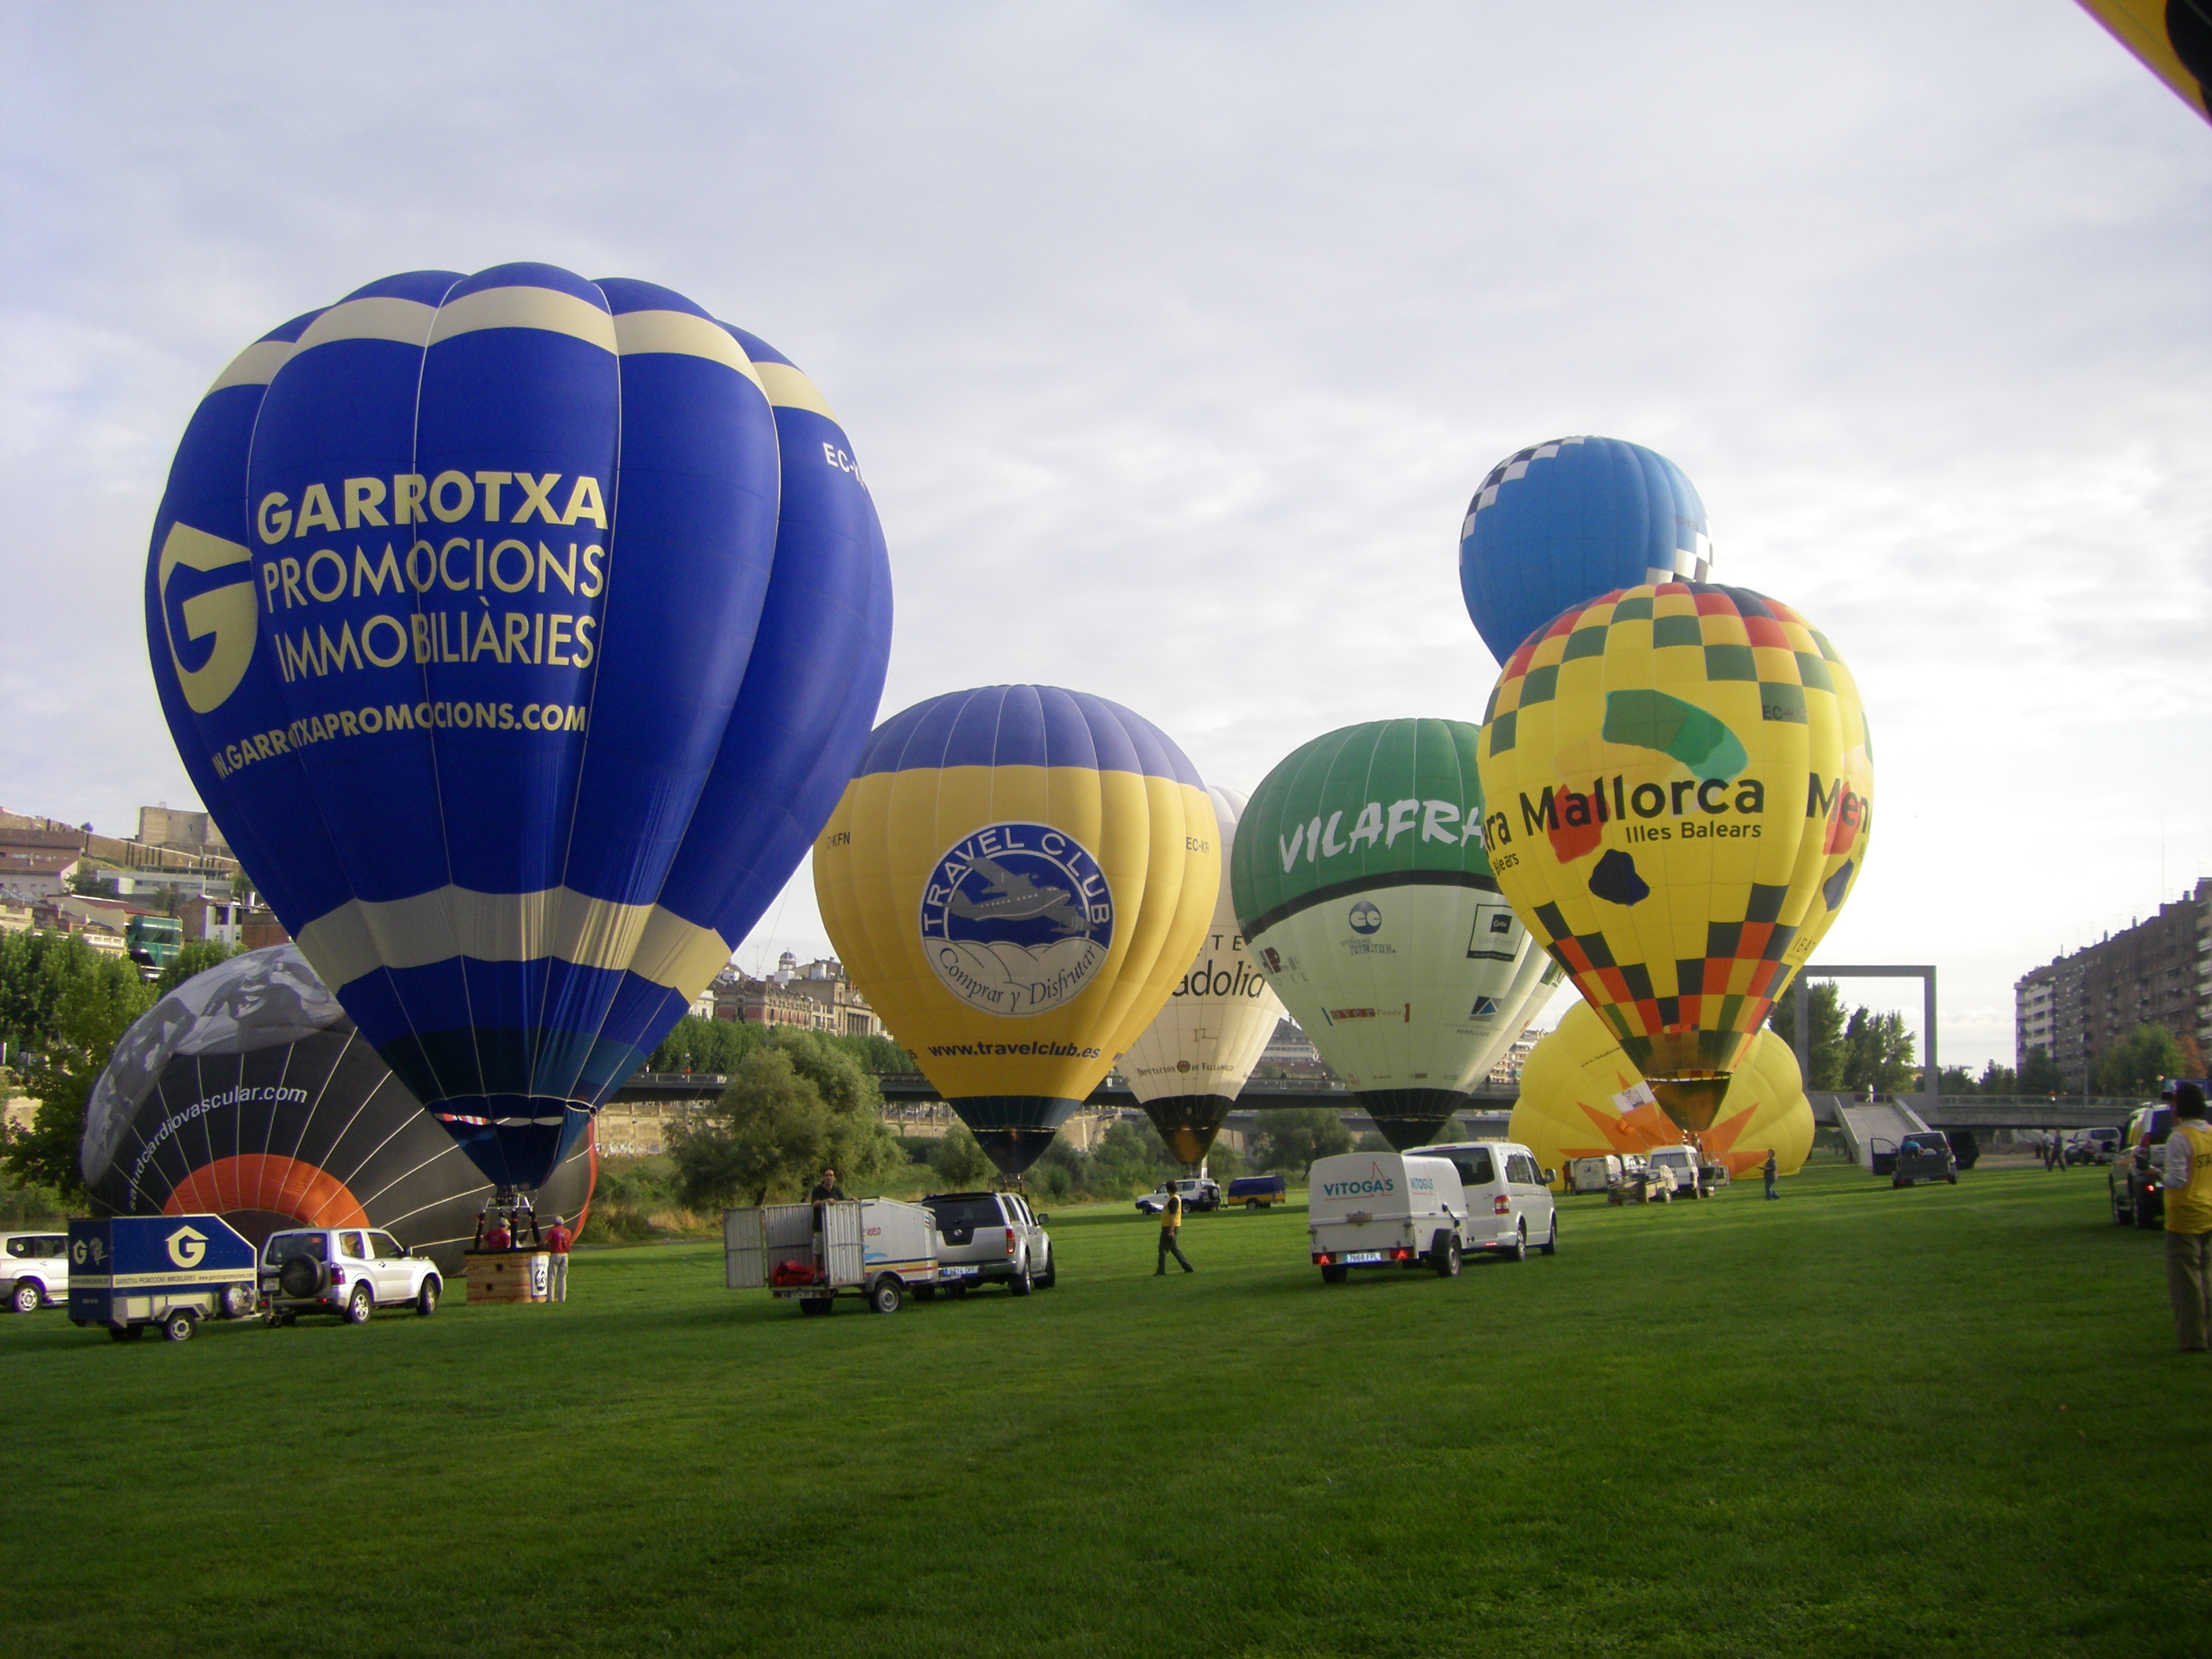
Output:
[1122, 786, 1285, 1170]
[1231, 719, 1561, 1150]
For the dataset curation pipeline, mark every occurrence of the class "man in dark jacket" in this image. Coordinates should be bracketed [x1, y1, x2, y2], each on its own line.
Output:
[808, 1168, 846, 1203]
[1762, 1149, 1779, 1200]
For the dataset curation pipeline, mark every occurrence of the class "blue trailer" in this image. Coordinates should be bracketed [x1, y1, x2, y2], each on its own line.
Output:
[68, 1215, 258, 1343]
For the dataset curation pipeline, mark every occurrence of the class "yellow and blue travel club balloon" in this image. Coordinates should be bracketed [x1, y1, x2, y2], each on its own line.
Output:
[1475, 583, 1870, 1132]
[815, 686, 1218, 1176]
[143, 264, 893, 1190]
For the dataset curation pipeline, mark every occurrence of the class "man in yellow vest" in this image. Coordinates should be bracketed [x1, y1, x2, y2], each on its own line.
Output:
[1155, 1183, 1194, 1276]
[2165, 1082, 2212, 1353]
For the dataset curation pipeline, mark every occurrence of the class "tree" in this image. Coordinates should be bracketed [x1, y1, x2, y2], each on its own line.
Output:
[928, 1126, 996, 1189]
[1976, 1061, 2019, 1095]
[155, 939, 234, 994]
[1937, 1065, 1979, 1097]
[2020, 1044, 2067, 1096]
[665, 1029, 903, 1209]
[1767, 980, 1845, 1089]
[0, 936, 156, 1201]
[2093, 1023, 2184, 1098]
[1251, 1106, 1355, 1176]
[1841, 1007, 1916, 1094]
[2179, 1033, 2207, 1078]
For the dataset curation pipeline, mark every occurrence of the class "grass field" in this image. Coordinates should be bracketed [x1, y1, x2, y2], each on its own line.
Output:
[4, 1164, 2207, 1659]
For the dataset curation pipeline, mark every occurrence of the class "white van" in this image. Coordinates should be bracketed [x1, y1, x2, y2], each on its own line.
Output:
[1408, 1141, 1557, 1261]
[1307, 1153, 1469, 1283]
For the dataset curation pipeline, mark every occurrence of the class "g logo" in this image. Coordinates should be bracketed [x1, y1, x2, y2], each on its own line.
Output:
[158, 523, 258, 714]
[165, 1224, 209, 1269]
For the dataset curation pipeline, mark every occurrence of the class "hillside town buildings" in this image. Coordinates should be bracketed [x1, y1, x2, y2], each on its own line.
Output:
[708, 953, 885, 1038]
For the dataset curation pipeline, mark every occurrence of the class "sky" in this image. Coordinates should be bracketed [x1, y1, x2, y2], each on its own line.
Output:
[3, 1, 2209, 1073]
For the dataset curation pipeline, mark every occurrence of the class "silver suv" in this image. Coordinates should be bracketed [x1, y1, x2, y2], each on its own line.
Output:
[5, 1231, 68, 1313]
[260, 1227, 442, 1324]
[923, 1192, 1054, 1296]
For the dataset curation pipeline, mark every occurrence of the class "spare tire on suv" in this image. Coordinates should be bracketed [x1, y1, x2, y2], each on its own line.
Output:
[278, 1254, 327, 1300]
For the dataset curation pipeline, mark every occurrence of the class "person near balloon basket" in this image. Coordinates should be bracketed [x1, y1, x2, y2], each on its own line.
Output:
[1762, 1148, 1779, 1200]
[1155, 1187, 1194, 1276]
[543, 1214, 573, 1303]
[2163, 1083, 2212, 1354]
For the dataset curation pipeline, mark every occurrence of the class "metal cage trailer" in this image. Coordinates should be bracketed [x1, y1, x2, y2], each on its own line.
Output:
[67, 1214, 258, 1343]
[724, 1198, 949, 1316]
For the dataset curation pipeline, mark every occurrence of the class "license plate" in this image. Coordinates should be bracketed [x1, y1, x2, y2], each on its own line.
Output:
[945, 1265, 979, 1278]
[1345, 1251, 1385, 1265]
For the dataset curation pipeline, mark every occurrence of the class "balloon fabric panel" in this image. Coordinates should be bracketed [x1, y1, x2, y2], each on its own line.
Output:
[144, 266, 892, 1189]
[2075, 1, 2212, 124]
[1476, 583, 1871, 1104]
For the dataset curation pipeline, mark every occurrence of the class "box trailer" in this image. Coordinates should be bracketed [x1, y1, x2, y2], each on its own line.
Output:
[1307, 1153, 1469, 1282]
[67, 1214, 258, 1342]
[724, 1197, 949, 1315]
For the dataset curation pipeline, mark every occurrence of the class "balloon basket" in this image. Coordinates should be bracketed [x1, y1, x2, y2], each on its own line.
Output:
[464, 1249, 552, 1305]
[1648, 1077, 1732, 1134]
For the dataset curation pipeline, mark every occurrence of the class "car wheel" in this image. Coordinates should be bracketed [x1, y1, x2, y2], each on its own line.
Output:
[1507, 1223, 1528, 1263]
[162, 1309, 196, 1343]
[1037, 1252, 1057, 1290]
[12, 1279, 42, 1314]
[945, 1282, 967, 1300]
[798, 1296, 831, 1317]
[1008, 1258, 1034, 1298]
[867, 1274, 904, 1314]
[345, 1285, 373, 1324]
[416, 1277, 440, 1317]
[2135, 1195, 2158, 1231]
[1432, 1237, 1462, 1277]
[1538, 1215, 1559, 1256]
[912, 1285, 937, 1302]
[108, 1324, 144, 1342]
[2113, 1185, 2132, 1224]
[1320, 1265, 1348, 1284]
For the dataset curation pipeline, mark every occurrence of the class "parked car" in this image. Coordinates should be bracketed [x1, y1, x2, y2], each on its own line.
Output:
[1645, 1145, 1723, 1199]
[2068, 1128, 2119, 1167]
[922, 1191, 1054, 1294]
[260, 1226, 442, 1324]
[1307, 1152, 1469, 1282]
[1136, 1177, 1221, 1216]
[4, 1231, 68, 1313]
[1225, 1174, 1288, 1211]
[1891, 1132, 1958, 1188]
[1612, 1164, 1677, 1205]
[1399, 1141, 1557, 1259]
[2110, 1104, 2175, 1229]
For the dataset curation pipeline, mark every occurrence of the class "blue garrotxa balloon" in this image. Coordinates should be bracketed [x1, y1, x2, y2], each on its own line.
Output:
[143, 264, 893, 1189]
[1456, 435, 1712, 665]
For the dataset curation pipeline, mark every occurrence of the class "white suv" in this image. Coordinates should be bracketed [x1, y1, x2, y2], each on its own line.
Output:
[1411, 1141, 1558, 1260]
[260, 1227, 441, 1324]
[5, 1231, 68, 1313]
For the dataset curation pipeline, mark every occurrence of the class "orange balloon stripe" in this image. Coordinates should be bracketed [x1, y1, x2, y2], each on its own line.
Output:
[163, 1154, 371, 1230]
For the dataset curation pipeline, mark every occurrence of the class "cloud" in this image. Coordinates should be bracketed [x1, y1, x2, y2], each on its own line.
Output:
[3, 1, 2208, 1069]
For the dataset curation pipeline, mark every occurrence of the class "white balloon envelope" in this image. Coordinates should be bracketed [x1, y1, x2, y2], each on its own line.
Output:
[1122, 787, 1286, 1166]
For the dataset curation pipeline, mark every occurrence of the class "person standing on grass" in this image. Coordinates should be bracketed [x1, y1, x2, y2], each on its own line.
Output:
[1155, 1185, 1194, 1275]
[543, 1213, 573, 1303]
[1763, 1148, 1779, 1200]
[2163, 1082, 2212, 1353]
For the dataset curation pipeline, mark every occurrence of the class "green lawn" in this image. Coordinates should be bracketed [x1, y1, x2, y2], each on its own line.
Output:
[3, 1164, 2206, 1659]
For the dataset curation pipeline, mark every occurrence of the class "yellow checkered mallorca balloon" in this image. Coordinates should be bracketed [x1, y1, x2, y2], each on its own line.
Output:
[1475, 583, 1871, 1130]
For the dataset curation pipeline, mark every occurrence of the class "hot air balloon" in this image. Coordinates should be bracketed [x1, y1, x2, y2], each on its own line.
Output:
[1475, 582, 1872, 1134]
[2077, 1, 2211, 127]
[144, 264, 892, 1194]
[1120, 786, 1285, 1169]
[1507, 1001, 1813, 1183]
[79, 945, 594, 1275]
[1231, 718, 1560, 1152]
[813, 685, 1218, 1177]
[1458, 436, 1712, 666]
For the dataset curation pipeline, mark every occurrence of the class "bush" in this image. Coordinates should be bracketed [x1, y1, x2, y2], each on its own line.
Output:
[1250, 1107, 1355, 1176]
[928, 1126, 996, 1189]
